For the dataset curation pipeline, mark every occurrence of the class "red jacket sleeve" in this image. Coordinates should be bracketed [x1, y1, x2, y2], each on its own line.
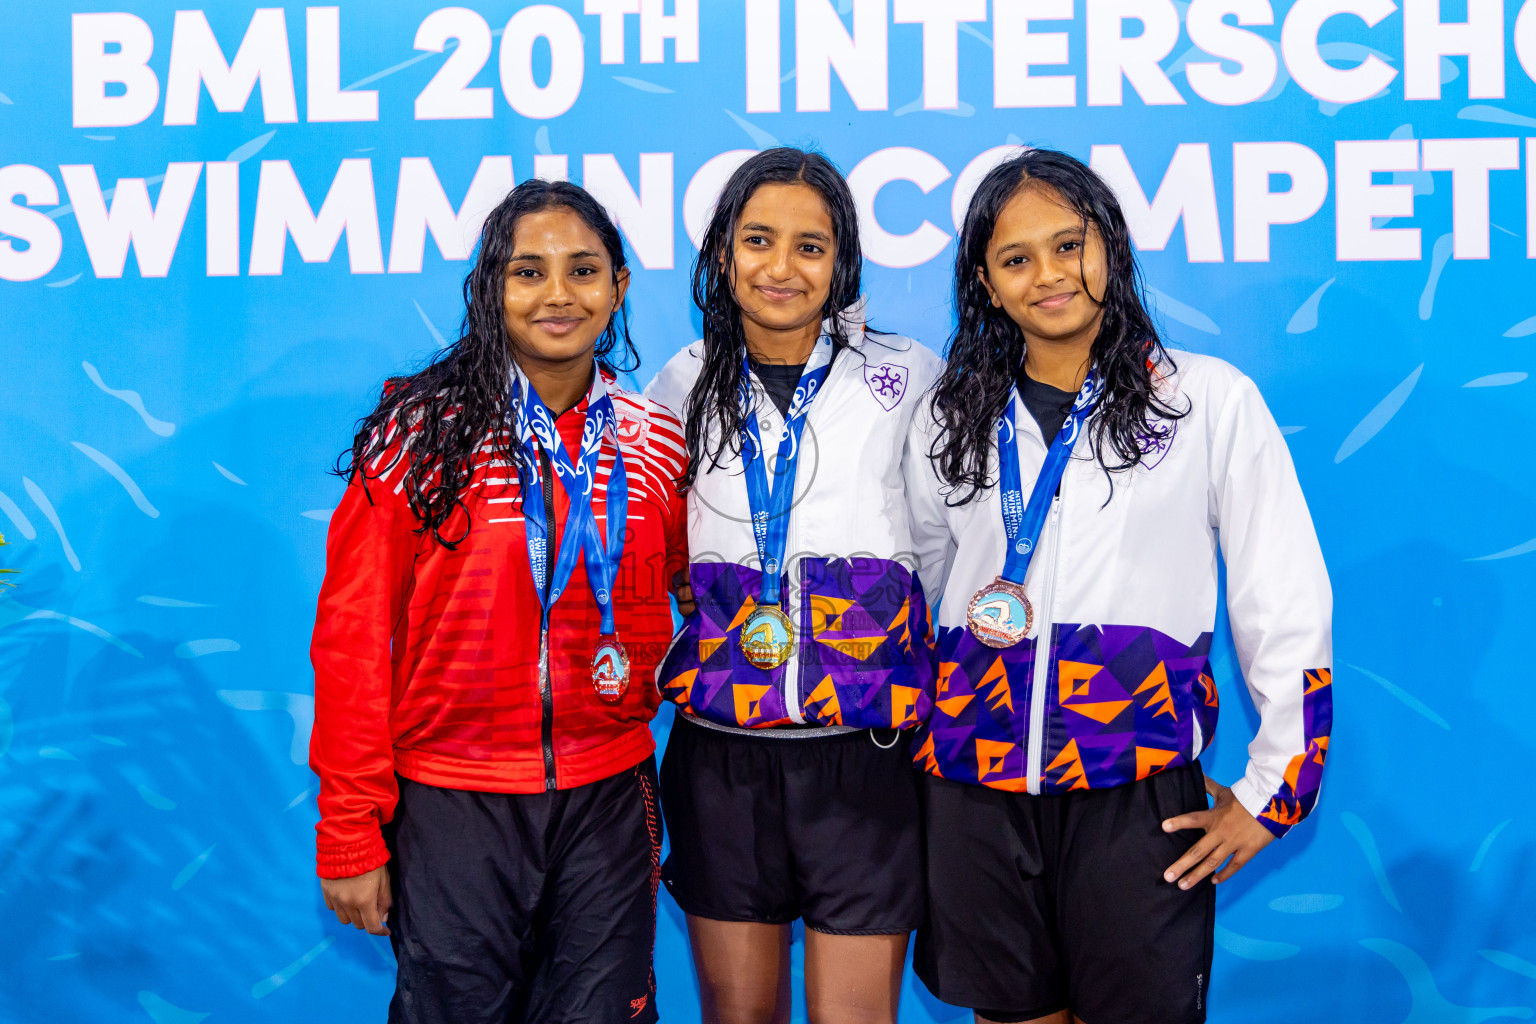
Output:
[649, 403, 690, 590]
[663, 462, 689, 592]
[310, 467, 418, 879]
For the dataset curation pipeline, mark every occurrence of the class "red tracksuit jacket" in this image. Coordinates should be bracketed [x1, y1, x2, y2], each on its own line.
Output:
[310, 374, 688, 878]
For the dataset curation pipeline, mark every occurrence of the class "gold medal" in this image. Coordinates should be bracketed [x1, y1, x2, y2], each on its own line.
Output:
[739, 605, 795, 670]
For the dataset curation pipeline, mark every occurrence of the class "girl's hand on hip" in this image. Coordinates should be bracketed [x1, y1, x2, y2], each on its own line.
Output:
[1160, 774, 1275, 889]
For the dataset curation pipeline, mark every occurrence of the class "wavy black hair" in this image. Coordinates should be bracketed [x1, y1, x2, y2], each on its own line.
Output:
[928, 147, 1187, 505]
[337, 179, 638, 546]
[680, 147, 863, 488]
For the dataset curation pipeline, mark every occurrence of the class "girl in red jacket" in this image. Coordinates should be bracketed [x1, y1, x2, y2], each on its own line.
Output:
[310, 179, 687, 1024]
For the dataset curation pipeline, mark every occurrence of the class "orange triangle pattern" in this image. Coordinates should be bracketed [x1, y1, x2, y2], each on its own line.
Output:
[1261, 798, 1304, 828]
[1281, 749, 1306, 794]
[726, 595, 759, 633]
[1304, 668, 1333, 695]
[1063, 699, 1132, 724]
[698, 637, 726, 664]
[1058, 660, 1102, 702]
[663, 668, 698, 713]
[936, 661, 958, 697]
[804, 675, 843, 725]
[732, 683, 774, 725]
[976, 738, 1013, 781]
[890, 685, 923, 728]
[1135, 746, 1179, 780]
[978, 656, 1012, 714]
[1134, 661, 1178, 720]
[1199, 672, 1219, 708]
[935, 694, 975, 718]
[808, 594, 855, 634]
[1045, 738, 1089, 790]
[914, 733, 942, 775]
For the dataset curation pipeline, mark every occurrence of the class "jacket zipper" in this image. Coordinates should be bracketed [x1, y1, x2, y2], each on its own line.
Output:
[785, 553, 804, 723]
[538, 447, 558, 791]
[783, 459, 805, 724]
[781, 350, 847, 725]
[1024, 473, 1066, 795]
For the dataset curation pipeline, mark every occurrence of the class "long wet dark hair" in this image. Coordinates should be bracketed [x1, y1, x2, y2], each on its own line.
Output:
[681, 147, 863, 488]
[928, 148, 1187, 505]
[336, 179, 639, 546]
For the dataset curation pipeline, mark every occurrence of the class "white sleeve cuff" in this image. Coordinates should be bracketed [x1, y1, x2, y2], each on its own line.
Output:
[1230, 771, 1270, 823]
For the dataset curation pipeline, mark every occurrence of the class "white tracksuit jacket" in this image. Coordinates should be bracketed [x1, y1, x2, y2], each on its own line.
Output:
[905, 350, 1332, 837]
[645, 317, 944, 732]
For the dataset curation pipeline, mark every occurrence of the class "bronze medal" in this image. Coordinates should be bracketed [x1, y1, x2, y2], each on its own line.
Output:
[966, 577, 1033, 649]
[592, 635, 631, 702]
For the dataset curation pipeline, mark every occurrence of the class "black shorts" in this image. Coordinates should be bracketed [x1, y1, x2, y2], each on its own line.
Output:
[915, 762, 1216, 1024]
[385, 761, 661, 1024]
[659, 715, 924, 935]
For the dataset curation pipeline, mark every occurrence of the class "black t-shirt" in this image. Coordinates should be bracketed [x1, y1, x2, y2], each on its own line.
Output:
[1016, 369, 1077, 446]
[750, 359, 805, 419]
[750, 345, 838, 419]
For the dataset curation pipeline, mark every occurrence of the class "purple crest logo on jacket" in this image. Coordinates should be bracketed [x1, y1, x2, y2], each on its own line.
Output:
[864, 362, 909, 411]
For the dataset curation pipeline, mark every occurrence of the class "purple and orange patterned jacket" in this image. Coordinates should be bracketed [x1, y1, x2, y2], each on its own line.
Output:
[645, 312, 945, 733]
[905, 351, 1332, 838]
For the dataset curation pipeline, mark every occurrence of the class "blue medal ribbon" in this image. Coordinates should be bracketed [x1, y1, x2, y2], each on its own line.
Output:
[580, 454, 628, 636]
[512, 369, 629, 633]
[739, 336, 834, 606]
[995, 368, 1103, 584]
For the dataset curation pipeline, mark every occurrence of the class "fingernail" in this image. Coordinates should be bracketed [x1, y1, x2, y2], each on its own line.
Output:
[1164, 872, 1175, 882]
[1162, 822, 1173, 831]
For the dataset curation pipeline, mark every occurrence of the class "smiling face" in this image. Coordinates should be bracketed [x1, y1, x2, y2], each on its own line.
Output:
[978, 183, 1108, 354]
[730, 182, 837, 357]
[501, 206, 629, 374]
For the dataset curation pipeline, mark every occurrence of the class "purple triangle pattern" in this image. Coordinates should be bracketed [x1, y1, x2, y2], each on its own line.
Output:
[657, 562, 791, 727]
[797, 557, 935, 729]
[657, 558, 935, 730]
[914, 622, 1216, 793]
[1255, 668, 1333, 838]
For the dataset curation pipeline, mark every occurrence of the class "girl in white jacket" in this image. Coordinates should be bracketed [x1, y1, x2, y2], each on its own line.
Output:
[905, 149, 1332, 1024]
[647, 148, 941, 1024]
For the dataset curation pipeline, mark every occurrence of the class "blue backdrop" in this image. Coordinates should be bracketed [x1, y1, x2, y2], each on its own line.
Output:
[3, 2, 1535, 1021]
